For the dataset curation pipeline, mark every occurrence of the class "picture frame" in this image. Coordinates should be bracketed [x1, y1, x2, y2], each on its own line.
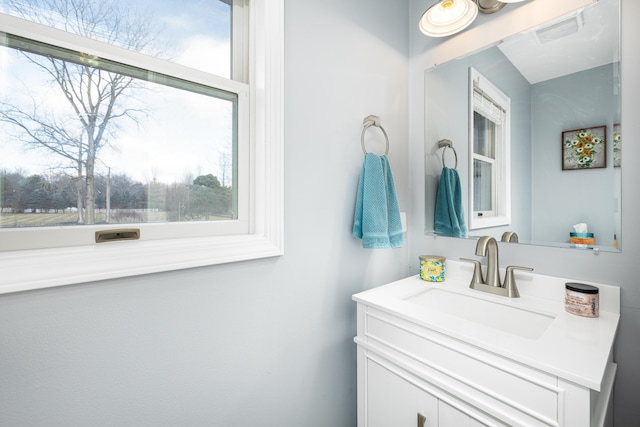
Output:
[562, 126, 606, 170]
[613, 123, 621, 167]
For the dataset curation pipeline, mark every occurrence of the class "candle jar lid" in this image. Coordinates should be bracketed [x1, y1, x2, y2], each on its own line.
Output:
[565, 282, 599, 294]
[419, 255, 446, 262]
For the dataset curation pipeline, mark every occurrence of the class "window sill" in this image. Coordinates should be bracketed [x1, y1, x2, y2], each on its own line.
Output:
[469, 215, 511, 230]
[0, 232, 283, 294]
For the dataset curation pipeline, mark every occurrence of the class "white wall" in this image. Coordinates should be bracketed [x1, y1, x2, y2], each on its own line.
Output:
[409, 1, 640, 425]
[0, 1, 409, 425]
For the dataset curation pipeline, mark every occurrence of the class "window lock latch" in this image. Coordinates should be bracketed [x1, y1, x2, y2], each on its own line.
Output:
[95, 228, 140, 243]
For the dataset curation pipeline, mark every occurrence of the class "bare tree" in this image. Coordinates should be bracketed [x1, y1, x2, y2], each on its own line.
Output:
[218, 148, 233, 188]
[0, 0, 160, 224]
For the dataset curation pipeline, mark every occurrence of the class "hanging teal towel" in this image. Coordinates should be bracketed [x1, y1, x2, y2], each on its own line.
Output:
[353, 153, 404, 249]
[434, 167, 467, 238]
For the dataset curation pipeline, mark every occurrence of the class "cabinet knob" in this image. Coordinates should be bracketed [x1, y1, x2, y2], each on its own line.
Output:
[417, 413, 426, 427]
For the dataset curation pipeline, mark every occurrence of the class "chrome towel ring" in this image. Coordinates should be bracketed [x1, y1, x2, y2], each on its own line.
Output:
[361, 115, 389, 155]
[438, 139, 458, 169]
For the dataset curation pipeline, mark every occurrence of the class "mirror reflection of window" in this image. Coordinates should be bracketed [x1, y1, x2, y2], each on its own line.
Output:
[473, 112, 496, 214]
[473, 159, 493, 212]
[473, 112, 496, 157]
[469, 67, 511, 230]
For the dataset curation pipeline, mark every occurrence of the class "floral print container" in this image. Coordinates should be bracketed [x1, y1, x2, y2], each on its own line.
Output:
[419, 255, 446, 282]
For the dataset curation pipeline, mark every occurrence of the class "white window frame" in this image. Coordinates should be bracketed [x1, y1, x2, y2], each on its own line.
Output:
[0, 0, 284, 294]
[468, 67, 511, 230]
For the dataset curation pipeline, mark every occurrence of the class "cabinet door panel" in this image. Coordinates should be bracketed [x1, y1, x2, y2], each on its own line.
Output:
[439, 401, 486, 427]
[367, 360, 438, 427]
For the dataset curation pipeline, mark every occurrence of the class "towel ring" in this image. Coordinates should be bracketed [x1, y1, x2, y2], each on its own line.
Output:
[361, 115, 389, 155]
[438, 139, 458, 169]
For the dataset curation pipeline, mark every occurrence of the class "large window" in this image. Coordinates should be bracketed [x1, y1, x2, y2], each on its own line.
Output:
[468, 67, 511, 230]
[0, 0, 284, 293]
[1, 0, 247, 245]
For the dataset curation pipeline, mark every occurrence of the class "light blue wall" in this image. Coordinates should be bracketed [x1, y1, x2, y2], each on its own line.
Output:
[531, 64, 621, 245]
[410, 1, 640, 425]
[0, 1, 410, 426]
[2, 1, 638, 426]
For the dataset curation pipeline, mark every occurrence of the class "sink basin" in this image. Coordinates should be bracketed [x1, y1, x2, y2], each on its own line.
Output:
[404, 288, 557, 339]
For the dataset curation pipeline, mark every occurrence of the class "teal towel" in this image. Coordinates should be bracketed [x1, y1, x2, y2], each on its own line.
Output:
[353, 154, 404, 248]
[434, 167, 467, 238]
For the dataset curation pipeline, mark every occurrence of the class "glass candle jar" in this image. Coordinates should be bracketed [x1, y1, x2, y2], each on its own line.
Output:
[419, 255, 446, 282]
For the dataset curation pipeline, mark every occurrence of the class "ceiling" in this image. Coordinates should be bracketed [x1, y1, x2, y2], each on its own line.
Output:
[497, 0, 619, 84]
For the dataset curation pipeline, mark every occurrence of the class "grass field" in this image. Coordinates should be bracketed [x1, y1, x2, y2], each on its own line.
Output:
[1, 212, 160, 228]
[0, 211, 231, 228]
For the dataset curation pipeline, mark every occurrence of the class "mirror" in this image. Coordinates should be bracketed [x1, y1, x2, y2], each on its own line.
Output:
[425, 0, 621, 252]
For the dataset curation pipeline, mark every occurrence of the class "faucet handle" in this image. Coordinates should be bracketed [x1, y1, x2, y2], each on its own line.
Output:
[501, 231, 519, 243]
[503, 265, 533, 298]
[460, 257, 484, 288]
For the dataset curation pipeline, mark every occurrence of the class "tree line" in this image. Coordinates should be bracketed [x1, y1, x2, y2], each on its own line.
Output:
[0, 170, 232, 224]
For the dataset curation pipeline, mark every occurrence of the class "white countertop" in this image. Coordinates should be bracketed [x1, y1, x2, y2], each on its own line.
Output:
[353, 260, 620, 391]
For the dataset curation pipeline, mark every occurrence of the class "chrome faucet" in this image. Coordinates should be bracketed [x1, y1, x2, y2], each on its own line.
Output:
[475, 236, 500, 287]
[461, 236, 533, 298]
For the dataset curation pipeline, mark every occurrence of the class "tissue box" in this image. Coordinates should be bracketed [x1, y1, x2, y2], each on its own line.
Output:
[570, 232, 594, 245]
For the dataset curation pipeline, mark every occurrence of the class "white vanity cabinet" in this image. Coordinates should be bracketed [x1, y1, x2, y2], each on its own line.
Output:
[354, 263, 620, 427]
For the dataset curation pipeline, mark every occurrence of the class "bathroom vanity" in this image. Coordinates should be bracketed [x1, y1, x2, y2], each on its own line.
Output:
[353, 261, 619, 427]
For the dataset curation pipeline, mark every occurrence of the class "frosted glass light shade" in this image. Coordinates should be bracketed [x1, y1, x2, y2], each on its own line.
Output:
[419, 0, 479, 37]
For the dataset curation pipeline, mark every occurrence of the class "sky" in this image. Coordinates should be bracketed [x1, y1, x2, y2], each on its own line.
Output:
[0, 0, 235, 186]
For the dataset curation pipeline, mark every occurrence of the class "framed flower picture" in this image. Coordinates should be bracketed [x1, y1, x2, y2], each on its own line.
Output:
[562, 126, 606, 170]
[613, 124, 621, 167]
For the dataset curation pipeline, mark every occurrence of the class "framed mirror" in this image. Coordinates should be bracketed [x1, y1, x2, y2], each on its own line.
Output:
[424, 0, 621, 252]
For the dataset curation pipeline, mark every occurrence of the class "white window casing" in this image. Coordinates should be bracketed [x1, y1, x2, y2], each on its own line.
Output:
[468, 67, 511, 230]
[0, 0, 284, 294]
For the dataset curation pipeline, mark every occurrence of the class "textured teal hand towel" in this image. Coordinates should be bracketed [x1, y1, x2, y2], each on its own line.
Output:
[434, 167, 467, 238]
[353, 153, 404, 248]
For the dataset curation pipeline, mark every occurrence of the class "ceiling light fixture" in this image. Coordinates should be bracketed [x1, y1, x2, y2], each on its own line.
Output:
[420, 0, 528, 38]
[419, 0, 478, 37]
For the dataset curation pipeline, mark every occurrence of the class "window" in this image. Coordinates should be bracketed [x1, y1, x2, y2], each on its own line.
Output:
[0, 0, 284, 293]
[468, 67, 511, 230]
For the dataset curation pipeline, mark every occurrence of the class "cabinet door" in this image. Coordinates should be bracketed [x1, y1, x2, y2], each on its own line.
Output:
[367, 360, 438, 427]
[438, 401, 488, 427]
